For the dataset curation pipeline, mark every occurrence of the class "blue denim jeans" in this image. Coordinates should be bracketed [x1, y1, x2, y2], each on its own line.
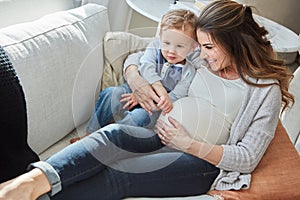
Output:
[41, 124, 219, 200]
[86, 83, 161, 133]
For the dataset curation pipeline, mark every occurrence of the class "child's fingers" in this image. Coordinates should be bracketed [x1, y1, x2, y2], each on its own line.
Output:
[159, 100, 173, 115]
[122, 101, 131, 109]
[120, 93, 132, 103]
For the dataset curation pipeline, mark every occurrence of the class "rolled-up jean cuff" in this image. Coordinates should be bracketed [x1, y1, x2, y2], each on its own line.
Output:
[37, 194, 51, 200]
[28, 161, 62, 196]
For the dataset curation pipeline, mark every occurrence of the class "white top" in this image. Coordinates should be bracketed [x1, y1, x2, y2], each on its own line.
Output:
[189, 66, 245, 122]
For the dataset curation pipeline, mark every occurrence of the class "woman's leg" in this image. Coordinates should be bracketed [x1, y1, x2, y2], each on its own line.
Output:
[46, 124, 165, 190]
[51, 152, 219, 200]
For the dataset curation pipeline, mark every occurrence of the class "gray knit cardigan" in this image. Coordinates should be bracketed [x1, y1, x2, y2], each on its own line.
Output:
[212, 77, 281, 190]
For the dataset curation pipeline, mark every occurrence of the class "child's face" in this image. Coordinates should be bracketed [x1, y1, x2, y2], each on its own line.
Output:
[160, 29, 197, 65]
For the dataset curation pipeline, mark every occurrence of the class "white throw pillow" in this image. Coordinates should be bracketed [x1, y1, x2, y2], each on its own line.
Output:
[101, 31, 153, 90]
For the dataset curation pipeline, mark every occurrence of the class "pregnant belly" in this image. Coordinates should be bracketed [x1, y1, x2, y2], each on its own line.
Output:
[158, 97, 230, 145]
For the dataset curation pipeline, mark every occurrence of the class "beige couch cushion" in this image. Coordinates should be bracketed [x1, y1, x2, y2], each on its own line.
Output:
[101, 32, 153, 90]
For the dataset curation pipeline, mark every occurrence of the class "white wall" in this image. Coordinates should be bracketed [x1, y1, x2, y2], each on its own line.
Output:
[82, 0, 131, 31]
[0, 0, 77, 29]
[239, 0, 300, 34]
[127, 10, 158, 37]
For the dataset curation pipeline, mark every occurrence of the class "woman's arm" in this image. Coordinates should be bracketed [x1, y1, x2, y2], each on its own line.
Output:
[123, 53, 161, 114]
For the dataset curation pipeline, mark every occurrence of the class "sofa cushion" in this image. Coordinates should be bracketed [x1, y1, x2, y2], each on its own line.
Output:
[209, 121, 300, 199]
[101, 31, 153, 90]
[0, 4, 110, 154]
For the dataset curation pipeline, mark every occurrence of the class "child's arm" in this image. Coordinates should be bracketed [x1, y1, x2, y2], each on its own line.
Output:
[152, 81, 173, 115]
[123, 55, 161, 115]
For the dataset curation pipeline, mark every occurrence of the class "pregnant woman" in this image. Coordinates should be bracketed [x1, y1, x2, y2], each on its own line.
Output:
[0, 1, 294, 199]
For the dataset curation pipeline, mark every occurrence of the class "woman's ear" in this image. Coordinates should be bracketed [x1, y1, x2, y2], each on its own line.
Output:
[191, 41, 199, 51]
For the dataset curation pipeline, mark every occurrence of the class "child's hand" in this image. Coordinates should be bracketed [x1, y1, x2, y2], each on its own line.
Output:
[152, 82, 173, 115]
[120, 93, 138, 110]
[157, 95, 173, 115]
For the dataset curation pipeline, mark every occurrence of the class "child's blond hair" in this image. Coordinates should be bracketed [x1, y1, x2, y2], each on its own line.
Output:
[160, 9, 197, 39]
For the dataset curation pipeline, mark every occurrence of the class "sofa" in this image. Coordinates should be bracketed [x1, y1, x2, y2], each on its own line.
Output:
[0, 3, 300, 200]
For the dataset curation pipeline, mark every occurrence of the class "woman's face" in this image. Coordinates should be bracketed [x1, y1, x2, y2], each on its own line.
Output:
[197, 30, 234, 72]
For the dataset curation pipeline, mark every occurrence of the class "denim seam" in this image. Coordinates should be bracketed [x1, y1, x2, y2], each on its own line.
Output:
[63, 162, 103, 186]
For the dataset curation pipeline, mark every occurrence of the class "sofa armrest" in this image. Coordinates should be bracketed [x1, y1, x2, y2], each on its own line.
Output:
[0, 4, 110, 154]
[281, 66, 300, 154]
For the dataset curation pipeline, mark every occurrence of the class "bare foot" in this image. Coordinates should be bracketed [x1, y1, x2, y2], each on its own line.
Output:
[70, 137, 81, 144]
[70, 133, 90, 144]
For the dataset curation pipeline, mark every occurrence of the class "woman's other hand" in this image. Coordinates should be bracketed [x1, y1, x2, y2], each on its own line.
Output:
[155, 116, 193, 152]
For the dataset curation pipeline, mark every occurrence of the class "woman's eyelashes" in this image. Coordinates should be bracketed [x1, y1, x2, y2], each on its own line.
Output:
[200, 44, 213, 50]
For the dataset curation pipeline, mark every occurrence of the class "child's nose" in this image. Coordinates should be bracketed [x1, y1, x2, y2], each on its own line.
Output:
[168, 46, 176, 53]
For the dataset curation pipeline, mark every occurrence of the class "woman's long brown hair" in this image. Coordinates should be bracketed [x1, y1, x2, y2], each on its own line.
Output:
[196, 0, 294, 112]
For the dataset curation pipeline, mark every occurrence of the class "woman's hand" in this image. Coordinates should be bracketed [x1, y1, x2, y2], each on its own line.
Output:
[155, 116, 223, 165]
[154, 116, 193, 152]
[125, 65, 160, 114]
